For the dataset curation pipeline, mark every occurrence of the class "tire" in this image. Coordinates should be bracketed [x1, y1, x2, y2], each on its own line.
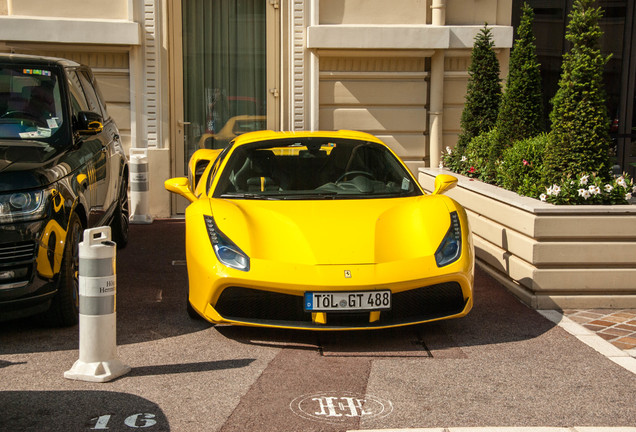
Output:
[111, 177, 130, 249]
[47, 213, 82, 327]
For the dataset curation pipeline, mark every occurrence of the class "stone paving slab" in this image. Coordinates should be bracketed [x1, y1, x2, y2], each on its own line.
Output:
[563, 309, 636, 353]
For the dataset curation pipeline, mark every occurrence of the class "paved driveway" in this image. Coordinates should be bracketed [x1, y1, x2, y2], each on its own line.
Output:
[1, 220, 634, 431]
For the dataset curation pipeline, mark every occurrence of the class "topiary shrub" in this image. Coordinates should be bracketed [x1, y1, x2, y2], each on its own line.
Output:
[543, 0, 612, 184]
[456, 25, 502, 154]
[492, 2, 544, 161]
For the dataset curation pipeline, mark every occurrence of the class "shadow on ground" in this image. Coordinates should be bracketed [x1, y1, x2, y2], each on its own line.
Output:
[0, 390, 170, 432]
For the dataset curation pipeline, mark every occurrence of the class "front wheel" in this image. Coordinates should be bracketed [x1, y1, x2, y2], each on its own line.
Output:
[46, 213, 82, 326]
[111, 177, 130, 249]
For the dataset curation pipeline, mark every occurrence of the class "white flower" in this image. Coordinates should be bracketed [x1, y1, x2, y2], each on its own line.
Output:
[626, 193, 633, 200]
[446, 146, 452, 155]
[540, 194, 547, 202]
[439, 161, 444, 168]
[546, 185, 561, 196]
[617, 176, 627, 188]
[579, 175, 589, 186]
[578, 189, 591, 199]
[461, 156, 467, 162]
[589, 185, 601, 195]
[604, 184, 613, 193]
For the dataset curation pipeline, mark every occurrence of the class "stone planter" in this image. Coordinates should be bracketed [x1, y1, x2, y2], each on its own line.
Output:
[419, 168, 636, 309]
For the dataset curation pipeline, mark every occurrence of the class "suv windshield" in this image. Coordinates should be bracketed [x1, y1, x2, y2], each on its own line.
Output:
[214, 138, 422, 200]
[0, 65, 65, 142]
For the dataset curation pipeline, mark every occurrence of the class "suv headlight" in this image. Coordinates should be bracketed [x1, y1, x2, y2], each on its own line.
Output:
[203, 215, 250, 271]
[0, 189, 48, 223]
[435, 211, 462, 267]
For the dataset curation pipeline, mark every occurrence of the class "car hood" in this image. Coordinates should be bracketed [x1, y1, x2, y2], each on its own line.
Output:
[0, 140, 66, 191]
[209, 196, 452, 265]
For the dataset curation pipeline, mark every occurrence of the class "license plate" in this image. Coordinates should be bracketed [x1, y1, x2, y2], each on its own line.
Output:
[304, 290, 391, 312]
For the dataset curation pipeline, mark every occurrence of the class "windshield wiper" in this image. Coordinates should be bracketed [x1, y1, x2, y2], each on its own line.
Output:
[219, 192, 277, 199]
[280, 192, 339, 200]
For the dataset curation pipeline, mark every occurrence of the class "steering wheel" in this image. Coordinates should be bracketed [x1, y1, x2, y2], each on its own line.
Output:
[336, 170, 375, 183]
[0, 111, 47, 127]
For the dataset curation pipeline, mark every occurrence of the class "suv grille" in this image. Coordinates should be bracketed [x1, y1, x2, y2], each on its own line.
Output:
[0, 242, 36, 266]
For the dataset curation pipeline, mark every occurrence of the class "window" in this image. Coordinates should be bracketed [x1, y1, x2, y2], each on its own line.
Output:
[67, 70, 89, 119]
[78, 69, 106, 119]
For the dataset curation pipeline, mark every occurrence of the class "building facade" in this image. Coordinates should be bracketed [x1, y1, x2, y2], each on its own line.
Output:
[1, 0, 632, 217]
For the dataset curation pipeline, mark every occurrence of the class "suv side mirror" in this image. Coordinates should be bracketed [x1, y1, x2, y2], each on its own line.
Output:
[75, 111, 104, 135]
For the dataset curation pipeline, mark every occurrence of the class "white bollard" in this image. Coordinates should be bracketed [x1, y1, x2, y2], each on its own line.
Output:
[129, 148, 153, 224]
[64, 226, 130, 383]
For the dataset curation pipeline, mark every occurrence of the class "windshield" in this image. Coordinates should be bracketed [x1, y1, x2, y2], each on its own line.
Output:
[214, 138, 422, 200]
[0, 65, 65, 142]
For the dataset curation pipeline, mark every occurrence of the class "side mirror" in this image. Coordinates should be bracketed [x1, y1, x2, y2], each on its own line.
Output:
[433, 174, 458, 195]
[75, 111, 103, 135]
[164, 177, 197, 203]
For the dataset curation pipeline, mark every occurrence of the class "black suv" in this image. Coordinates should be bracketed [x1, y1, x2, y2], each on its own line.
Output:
[0, 54, 129, 326]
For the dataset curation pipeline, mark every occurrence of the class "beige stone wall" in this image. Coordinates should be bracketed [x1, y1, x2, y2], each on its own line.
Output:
[319, 0, 512, 26]
[320, 0, 430, 24]
[6, 0, 129, 19]
[319, 56, 429, 160]
[446, 0, 512, 26]
[313, 0, 513, 164]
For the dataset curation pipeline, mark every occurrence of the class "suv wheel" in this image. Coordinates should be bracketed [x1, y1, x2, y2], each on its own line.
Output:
[111, 177, 130, 249]
[47, 213, 82, 326]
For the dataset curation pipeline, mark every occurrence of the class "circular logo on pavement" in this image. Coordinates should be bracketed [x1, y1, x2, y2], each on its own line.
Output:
[290, 391, 393, 424]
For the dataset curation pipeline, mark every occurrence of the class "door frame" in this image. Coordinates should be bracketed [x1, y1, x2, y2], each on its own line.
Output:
[167, 0, 281, 214]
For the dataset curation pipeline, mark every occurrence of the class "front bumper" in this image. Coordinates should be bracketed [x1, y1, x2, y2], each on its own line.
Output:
[204, 281, 471, 330]
[188, 254, 473, 330]
[0, 219, 60, 321]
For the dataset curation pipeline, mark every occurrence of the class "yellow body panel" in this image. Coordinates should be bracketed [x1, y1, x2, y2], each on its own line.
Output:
[167, 130, 474, 330]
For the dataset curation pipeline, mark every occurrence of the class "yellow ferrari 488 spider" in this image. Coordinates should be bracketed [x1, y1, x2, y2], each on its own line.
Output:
[165, 130, 473, 330]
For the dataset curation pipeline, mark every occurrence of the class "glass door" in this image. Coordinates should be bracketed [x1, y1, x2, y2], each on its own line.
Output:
[170, 0, 279, 214]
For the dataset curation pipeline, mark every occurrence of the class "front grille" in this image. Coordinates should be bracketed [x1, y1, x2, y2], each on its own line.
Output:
[214, 282, 467, 328]
[0, 242, 37, 266]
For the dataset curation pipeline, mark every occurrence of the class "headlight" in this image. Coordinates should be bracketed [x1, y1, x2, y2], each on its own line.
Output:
[0, 189, 48, 223]
[203, 215, 250, 271]
[435, 211, 462, 267]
